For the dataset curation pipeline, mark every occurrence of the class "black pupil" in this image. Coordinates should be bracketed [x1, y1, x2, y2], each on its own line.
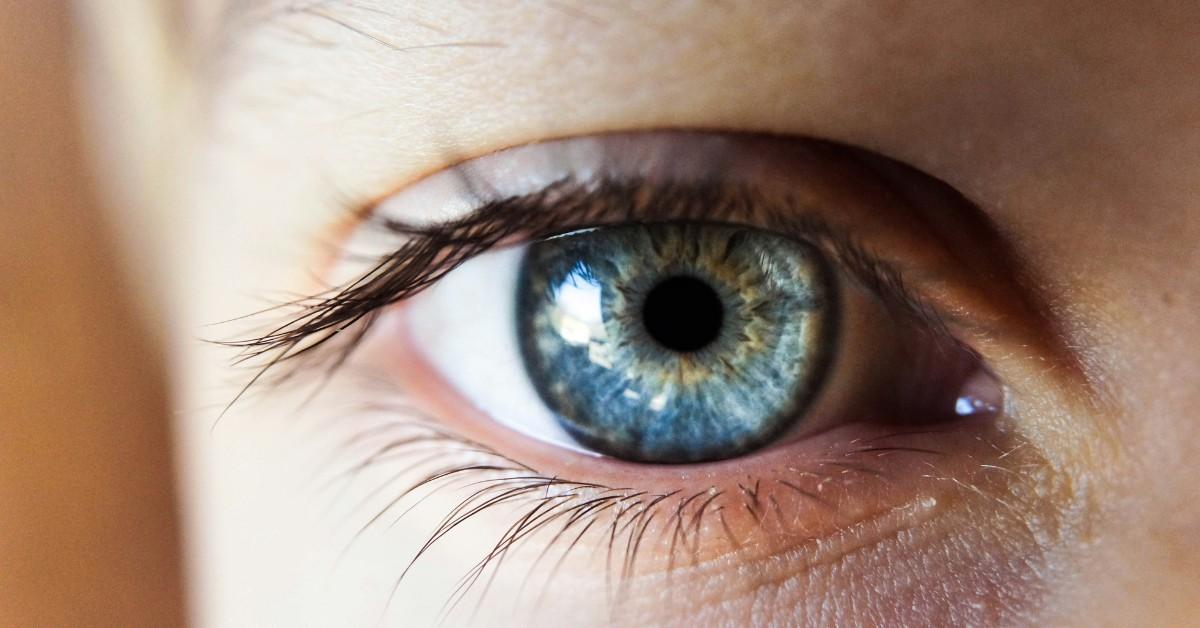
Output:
[641, 275, 725, 353]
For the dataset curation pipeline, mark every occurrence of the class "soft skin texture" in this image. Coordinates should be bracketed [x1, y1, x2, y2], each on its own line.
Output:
[84, 1, 1200, 626]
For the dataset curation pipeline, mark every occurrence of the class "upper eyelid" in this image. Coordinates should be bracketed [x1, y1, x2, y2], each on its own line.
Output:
[224, 129, 1110, 418]
[224, 175, 965, 393]
[375, 175, 960, 333]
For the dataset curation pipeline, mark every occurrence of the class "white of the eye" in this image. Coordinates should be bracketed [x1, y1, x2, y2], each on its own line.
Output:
[406, 245, 597, 456]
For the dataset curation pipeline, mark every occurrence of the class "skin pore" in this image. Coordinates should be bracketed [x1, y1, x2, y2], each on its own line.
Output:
[87, 1, 1200, 626]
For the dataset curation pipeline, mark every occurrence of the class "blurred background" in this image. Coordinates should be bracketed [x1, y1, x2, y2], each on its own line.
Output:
[0, 2, 186, 626]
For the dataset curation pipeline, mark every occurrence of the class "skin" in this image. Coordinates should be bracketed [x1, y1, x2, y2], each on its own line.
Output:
[75, 1, 1200, 626]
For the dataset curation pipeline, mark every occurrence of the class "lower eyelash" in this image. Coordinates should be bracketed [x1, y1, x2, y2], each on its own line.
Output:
[319, 397, 952, 624]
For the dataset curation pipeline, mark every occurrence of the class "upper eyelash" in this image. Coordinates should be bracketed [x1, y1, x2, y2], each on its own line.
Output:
[221, 175, 960, 407]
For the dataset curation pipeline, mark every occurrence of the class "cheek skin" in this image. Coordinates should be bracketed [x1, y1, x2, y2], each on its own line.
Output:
[342, 308, 1079, 626]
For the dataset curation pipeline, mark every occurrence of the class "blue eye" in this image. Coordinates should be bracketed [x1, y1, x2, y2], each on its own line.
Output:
[517, 223, 835, 463]
[390, 136, 1007, 478]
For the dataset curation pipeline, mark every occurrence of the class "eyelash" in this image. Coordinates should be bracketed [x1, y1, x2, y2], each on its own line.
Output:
[222, 174, 977, 619]
[326, 406, 951, 622]
[225, 175, 959, 388]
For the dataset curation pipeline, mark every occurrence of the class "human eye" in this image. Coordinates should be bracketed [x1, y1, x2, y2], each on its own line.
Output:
[397, 136, 998, 469]
[229, 131, 1078, 626]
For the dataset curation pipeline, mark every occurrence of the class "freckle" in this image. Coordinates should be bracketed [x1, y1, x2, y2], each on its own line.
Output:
[1162, 292, 1175, 306]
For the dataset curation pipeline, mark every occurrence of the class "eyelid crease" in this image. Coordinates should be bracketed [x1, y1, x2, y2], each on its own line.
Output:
[222, 176, 973, 401]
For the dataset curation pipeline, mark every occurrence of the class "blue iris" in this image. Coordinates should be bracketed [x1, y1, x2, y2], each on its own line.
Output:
[517, 223, 836, 464]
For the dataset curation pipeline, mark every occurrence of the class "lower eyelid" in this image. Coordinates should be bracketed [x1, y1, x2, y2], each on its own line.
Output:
[303, 329, 1072, 626]
[359, 302, 1049, 581]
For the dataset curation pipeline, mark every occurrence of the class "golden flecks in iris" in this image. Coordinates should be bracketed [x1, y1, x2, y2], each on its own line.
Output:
[598, 224, 830, 399]
[519, 221, 837, 461]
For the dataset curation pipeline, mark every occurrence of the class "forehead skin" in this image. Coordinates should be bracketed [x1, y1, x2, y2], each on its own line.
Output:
[179, 1, 1200, 625]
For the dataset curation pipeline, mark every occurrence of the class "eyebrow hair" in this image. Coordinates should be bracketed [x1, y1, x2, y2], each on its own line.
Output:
[222, 0, 507, 54]
[234, 0, 609, 29]
[195, 0, 520, 93]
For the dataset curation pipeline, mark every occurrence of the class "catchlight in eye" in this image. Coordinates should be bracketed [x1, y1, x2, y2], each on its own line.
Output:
[517, 223, 835, 464]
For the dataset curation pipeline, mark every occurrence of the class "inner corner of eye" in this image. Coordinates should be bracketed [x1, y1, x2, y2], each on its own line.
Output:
[394, 213, 1001, 470]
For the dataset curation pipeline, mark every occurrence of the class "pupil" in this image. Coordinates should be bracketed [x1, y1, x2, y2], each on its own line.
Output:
[641, 275, 725, 353]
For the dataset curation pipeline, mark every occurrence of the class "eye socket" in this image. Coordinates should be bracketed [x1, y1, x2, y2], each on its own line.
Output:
[230, 131, 1074, 622]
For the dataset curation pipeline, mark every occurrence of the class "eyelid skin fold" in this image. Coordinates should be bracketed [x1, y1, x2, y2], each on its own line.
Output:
[226, 132, 1084, 626]
[248, 133, 1052, 386]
